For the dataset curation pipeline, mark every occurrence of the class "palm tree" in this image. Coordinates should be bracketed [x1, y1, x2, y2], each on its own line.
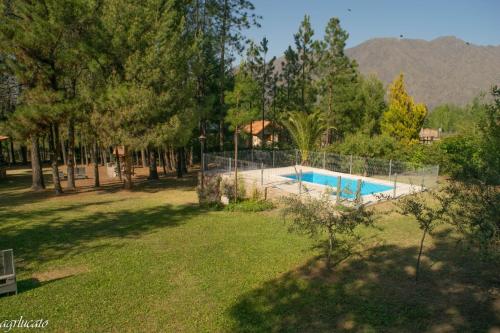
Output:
[283, 111, 327, 165]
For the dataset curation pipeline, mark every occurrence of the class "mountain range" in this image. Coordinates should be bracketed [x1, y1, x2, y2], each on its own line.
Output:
[345, 36, 500, 109]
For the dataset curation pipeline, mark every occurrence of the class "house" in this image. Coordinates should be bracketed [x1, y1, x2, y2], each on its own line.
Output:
[242, 120, 279, 147]
[419, 128, 441, 144]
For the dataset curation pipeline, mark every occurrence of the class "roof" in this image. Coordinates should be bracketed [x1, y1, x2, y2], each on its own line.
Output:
[0, 135, 9, 141]
[243, 120, 271, 136]
[419, 128, 440, 138]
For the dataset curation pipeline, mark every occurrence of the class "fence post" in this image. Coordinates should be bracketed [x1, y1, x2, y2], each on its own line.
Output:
[261, 162, 264, 186]
[355, 179, 362, 203]
[228, 157, 231, 173]
[323, 151, 326, 169]
[393, 173, 398, 198]
[421, 172, 425, 189]
[349, 155, 353, 174]
[336, 176, 341, 203]
[272, 150, 275, 168]
[299, 169, 302, 195]
[388, 159, 392, 180]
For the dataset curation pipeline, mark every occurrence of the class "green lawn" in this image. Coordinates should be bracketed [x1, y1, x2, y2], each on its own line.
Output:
[0, 169, 498, 332]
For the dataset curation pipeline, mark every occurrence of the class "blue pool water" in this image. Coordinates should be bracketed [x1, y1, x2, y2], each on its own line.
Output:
[283, 171, 393, 199]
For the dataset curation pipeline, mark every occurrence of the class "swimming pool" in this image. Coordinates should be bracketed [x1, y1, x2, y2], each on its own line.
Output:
[282, 171, 393, 199]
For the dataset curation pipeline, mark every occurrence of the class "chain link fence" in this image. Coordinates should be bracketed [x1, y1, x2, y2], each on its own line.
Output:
[202, 150, 439, 202]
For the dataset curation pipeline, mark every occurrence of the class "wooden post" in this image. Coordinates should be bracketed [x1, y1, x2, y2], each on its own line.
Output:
[393, 173, 398, 198]
[355, 179, 362, 203]
[388, 159, 392, 180]
[336, 176, 341, 203]
[260, 162, 264, 186]
[299, 169, 303, 195]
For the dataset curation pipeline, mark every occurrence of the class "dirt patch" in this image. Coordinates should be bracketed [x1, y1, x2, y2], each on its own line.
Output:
[32, 265, 89, 283]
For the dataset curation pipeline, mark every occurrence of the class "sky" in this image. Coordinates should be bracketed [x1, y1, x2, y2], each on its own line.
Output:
[243, 0, 500, 59]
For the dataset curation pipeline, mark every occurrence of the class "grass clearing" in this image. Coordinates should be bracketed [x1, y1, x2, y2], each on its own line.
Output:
[0, 168, 498, 332]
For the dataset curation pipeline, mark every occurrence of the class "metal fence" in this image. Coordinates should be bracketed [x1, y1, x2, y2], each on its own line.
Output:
[202, 150, 440, 202]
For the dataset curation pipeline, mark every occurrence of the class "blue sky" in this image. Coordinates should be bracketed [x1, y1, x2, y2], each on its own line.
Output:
[243, 0, 500, 59]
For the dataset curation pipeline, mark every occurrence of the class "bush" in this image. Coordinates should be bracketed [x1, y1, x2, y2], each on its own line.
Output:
[221, 177, 246, 202]
[196, 174, 222, 207]
[225, 199, 274, 212]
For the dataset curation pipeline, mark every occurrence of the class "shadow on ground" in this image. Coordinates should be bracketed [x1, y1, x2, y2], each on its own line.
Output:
[230, 230, 500, 332]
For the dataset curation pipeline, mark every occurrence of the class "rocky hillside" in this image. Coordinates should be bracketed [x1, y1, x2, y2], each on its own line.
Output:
[345, 36, 500, 108]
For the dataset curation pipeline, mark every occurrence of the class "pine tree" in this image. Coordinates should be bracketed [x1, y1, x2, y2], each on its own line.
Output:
[317, 17, 361, 141]
[293, 15, 318, 113]
[225, 68, 259, 201]
[381, 73, 427, 141]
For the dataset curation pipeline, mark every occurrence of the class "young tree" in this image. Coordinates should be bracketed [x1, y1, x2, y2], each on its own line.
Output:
[225, 69, 258, 201]
[281, 190, 374, 268]
[282, 111, 327, 164]
[381, 73, 427, 141]
[397, 191, 447, 281]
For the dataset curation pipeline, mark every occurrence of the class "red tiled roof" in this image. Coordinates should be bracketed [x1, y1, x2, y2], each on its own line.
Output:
[242, 120, 271, 135]
[0, 135, 9, 141]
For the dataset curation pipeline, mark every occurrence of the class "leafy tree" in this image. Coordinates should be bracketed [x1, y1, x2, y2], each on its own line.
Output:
[281, 190, 374, 268]
[316, 17, 360, 140]
[397, 191, 447, 281]
[358, 74, 387, 136]
[440, 181, 499, 257]
[1, 0, 99, 194]
[282, 111, 327, 164]
[478, 86, 500, 184]
[381, 73, 427, 142]
[225, 68, 258, 201]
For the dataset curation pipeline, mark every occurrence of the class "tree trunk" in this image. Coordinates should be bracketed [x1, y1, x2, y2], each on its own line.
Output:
[181, 147, 188, 174]
[234, 128, 238, 202]
[93, 139, 100, 187]
[67, 118, 76, 190]
[9, 138, 16, 164]
[141, 149, 147, 168]
[415, 229, 428, 282]
[176, 148, 182, 178]
[84, 144, 89, 165]
[160, 149, 167, 176]
[20, 145, 28, 164]
[165, 148, 173, 170]
[115, 146, 122, 181]
[123, 146, 133, 189]
[148, 149, 159, 180]
[61, 139, 67, 165]
[48, 125, 63, 195]
[30, 135, 45, 191]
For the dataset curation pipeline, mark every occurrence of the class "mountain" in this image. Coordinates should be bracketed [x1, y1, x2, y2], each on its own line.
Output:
[345, 36, 500, 109]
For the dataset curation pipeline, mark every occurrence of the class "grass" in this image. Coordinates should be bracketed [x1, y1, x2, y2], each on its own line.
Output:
[0, 168, 498, 332]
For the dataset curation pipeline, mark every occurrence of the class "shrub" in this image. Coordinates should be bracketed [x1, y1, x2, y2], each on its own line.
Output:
[196, 174, 222, 207]
[225, 199, 274, 212]
[221, 177, 246, 202]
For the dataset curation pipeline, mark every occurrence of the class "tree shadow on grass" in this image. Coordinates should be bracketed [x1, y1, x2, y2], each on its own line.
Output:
[0, 170, 198, 208]
[230, 229, 500, 332]
[0, 203, 201, 272]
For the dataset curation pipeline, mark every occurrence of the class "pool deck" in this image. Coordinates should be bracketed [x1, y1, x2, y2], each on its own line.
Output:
[221, 165, 423, 205]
